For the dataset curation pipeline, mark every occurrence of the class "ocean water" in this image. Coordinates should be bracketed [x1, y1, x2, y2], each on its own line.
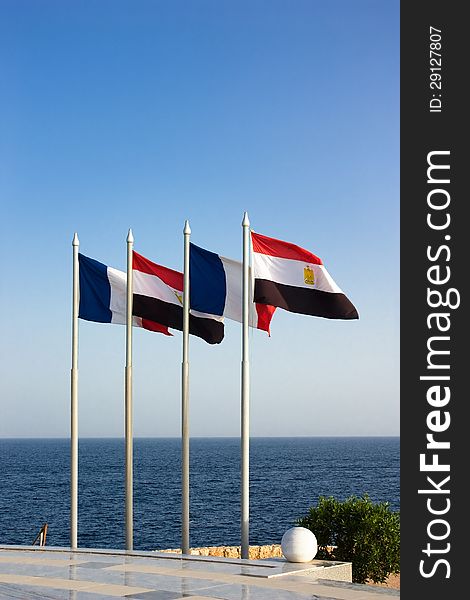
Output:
[0, 437, 399, 551]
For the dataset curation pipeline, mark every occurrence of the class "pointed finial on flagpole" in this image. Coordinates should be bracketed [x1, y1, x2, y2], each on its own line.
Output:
[184, 220, 191, 235]
[242, 212, 250, 227]
[72, 232, 79, 246]
[127, 229, 134, 243]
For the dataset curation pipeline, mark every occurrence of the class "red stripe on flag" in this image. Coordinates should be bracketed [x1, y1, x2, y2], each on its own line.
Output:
[255, 303, 276, 335]
[251, 232, 323, 265]
[141, 319, 173, 335]
[133, 251, 183, 290]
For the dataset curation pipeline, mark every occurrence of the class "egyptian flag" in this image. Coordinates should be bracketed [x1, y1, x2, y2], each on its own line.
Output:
[251, 232, 359, 320]
[132, 251, 224, 344]
[190, 243, 276, 334]
[78, 253, 170, 334]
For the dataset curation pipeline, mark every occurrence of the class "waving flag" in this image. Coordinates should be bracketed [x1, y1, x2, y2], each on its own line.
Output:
[189, 243, 276, 334]
[132, 251, 224, 344]
[78, 253, 170, 334]
[251, 232, 358, 320]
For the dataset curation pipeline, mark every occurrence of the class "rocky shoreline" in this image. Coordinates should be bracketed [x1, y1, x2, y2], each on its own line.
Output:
[157, 545, 400, 589]
[157, 544, 283, 560]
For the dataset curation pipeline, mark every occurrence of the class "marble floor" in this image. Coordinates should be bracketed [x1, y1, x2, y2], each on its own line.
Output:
[0, 546, 399, 600]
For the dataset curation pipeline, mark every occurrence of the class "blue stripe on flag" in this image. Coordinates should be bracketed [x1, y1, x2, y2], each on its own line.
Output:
[78, 254, 112, 323]
[190, 243, 226, 316]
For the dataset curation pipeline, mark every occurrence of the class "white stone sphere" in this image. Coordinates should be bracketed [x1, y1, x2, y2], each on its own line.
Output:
[281, 526, 318, 563]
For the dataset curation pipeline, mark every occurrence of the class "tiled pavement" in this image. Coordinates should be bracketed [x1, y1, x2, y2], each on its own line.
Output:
[0, 546, 400, 599]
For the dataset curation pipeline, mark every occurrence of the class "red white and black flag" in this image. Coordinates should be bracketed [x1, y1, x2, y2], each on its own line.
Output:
[132, 251, 225, 344]
[251, 232, 359, 320]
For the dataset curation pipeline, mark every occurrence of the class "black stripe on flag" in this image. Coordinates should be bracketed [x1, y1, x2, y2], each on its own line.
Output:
[254, 279, 359, 320]
[133, 294, 224, 344]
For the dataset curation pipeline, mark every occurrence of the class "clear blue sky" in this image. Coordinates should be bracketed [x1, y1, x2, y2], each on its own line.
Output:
[0, 0, 399, 437]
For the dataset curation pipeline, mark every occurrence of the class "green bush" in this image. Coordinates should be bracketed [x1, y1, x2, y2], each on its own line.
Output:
[296, 494, 400, 584]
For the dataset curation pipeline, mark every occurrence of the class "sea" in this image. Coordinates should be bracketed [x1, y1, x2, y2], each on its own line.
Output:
[0, 437, 399, 551]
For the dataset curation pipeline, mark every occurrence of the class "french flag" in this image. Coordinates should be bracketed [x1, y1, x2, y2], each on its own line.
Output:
[78, 253, 170, 334]
[189, 243, 276, 334]
[251, 232, 358, 320]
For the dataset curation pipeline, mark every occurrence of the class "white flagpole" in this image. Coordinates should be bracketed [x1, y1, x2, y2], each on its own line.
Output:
[241, 212, 250, 559]
[70, 232, 79, 550]
[182, 220, 191, 554]
[125, 228, 134, 551]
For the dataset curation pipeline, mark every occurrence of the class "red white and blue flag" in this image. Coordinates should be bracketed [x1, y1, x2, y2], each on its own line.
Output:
[78, 253, 170, 334]
[189, 243, 276, 334]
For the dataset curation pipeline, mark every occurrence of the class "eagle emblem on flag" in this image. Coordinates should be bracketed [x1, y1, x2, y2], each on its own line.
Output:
[304, 265, 315, 285]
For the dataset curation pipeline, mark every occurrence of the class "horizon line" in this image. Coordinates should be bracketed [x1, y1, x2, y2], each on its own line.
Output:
[0, 434, 400, 440]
